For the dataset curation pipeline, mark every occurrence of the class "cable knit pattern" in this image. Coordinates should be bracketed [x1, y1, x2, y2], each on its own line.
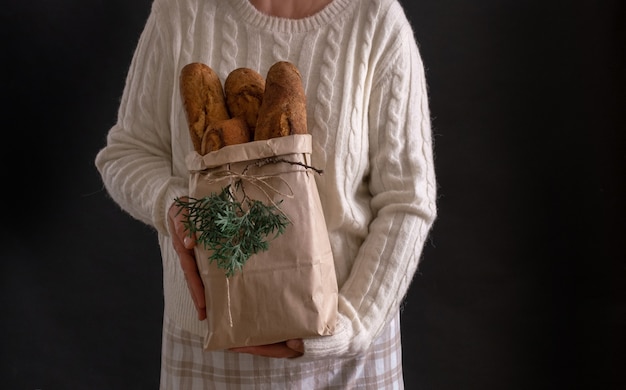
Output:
[271, 30, 291, 61]
[219, 12, 239, 76]
[345, 0, 380, 225]
[311, 23, 340, 167]
[95, 0, 437, 363]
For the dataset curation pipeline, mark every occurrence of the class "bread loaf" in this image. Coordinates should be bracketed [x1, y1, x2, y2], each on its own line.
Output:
[180, 61, 307, 154]
[201, 117, 251, 155]
[224, 68, 265, 139]
[200, 128, 224, 155]
[180, 62, 230, 153]
[254, 61, 308, 140]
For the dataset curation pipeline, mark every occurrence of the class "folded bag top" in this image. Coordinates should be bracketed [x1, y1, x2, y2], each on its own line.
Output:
[187, 133, 312, 170]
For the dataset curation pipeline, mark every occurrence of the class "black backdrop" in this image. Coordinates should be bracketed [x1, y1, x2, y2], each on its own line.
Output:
[2, 1, 624, 389]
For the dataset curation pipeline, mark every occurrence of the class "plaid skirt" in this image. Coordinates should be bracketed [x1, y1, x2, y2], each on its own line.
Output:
[159, 311, 404, 389]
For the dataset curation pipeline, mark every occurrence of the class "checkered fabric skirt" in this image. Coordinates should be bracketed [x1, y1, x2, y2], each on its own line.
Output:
[159, 312, 404, 389]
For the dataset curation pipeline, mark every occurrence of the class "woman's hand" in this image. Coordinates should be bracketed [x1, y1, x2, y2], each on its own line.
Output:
[229, 339, 304, 358]
[168, 198, 207, 321]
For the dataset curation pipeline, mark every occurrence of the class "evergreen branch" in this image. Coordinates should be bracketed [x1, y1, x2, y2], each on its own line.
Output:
[174, 184, 290, 277]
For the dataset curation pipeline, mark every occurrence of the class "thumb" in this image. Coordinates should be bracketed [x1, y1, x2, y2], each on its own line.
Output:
[286, 339, 304, 353]
[183, 234, 196, 249]
[168, 199, 196, 248]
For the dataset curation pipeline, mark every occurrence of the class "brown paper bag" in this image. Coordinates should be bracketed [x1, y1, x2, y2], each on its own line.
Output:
[185, 134, 338, 350]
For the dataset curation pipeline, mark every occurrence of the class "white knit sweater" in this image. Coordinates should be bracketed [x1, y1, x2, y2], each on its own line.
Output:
[95, 0, 436, 359]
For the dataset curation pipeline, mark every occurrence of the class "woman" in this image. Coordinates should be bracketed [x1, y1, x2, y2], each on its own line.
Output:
[95, 0, 437, 388]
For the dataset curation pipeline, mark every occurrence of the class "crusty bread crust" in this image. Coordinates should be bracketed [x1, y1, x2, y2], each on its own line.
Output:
[224, 68, 265, 139]
[180, 62, 230, 153]
[201, 117, 251, 154]
[254, 61, 308, 141]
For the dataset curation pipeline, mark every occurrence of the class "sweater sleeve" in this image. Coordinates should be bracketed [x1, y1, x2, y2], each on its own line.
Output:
[300, 21, 437, 359]
[95, 1, 188, 235]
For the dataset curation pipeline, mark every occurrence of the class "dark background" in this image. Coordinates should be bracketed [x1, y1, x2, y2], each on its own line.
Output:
[2, 1, 624, 389]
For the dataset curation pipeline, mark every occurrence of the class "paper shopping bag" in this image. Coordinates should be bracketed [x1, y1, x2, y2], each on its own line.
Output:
[186, 134, 338, 350]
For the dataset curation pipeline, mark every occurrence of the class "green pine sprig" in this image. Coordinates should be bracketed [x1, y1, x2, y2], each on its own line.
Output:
[174, 184, 290, 277]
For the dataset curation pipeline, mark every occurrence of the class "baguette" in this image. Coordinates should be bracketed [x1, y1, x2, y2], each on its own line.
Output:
[224, 68, 265, 139]
[180, 62, 230, 153]
[200, 128, 224, 155]
[201, 117, 251, 155]
[254, 61, 308, 140]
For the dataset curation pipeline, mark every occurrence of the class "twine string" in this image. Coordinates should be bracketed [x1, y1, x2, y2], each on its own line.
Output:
[226, 277, 233, 327]
[205, 169, 296, 204]
[195, 157, 323, 207]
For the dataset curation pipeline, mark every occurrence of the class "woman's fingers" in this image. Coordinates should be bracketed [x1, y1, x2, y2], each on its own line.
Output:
[178, 245, 207, 321]
[229, 339, 304, 359]
[168, 200, 206, 320]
